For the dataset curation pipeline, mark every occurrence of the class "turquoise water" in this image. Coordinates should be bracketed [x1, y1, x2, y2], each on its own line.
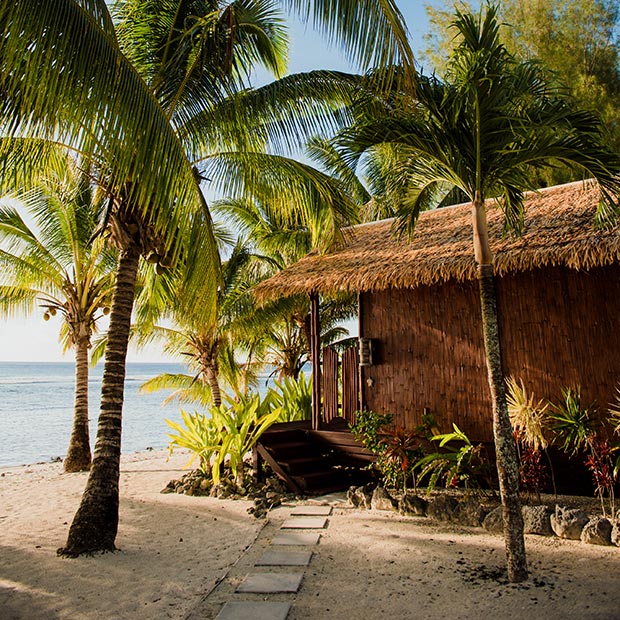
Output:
[0, 361, 196, 467]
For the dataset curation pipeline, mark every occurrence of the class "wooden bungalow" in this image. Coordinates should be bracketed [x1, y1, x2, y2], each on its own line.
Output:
[254, 180, 620, 493]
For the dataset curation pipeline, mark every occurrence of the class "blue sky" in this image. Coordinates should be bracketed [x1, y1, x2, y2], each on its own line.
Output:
[0, 1, 441, 362]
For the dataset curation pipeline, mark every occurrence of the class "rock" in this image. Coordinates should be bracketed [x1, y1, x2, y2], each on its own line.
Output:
[581, 517, 612, 546]
[455, 497, 487, 527]
[199, 478, 210, 491]
[427, 495, 459, 523]
[522, 505, 553, 536]
[551, 506, 589, 540]
[482, 506, 504, 534]
[371, 486, 397, 511]
[347, 486, 359, 507]
[347, 484, 374, 509]
[611, 520, 620, 546]
[399, 493, 428, 517]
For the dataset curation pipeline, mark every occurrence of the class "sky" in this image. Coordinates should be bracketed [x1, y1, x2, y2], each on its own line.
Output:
[0, 1, 441, 363]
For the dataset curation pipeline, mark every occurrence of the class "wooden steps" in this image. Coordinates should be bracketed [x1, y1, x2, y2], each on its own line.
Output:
[255, 421, 376, 496]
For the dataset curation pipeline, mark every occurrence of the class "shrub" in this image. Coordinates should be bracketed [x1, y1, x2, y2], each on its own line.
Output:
[166, 390, 282, 488]
[268, 372, 312, 422]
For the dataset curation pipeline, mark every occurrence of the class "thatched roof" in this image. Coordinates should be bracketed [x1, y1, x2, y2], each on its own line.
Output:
[254, 180, 620, 300]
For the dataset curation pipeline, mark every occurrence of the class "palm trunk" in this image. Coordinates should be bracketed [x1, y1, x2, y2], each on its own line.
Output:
[59, 247, 140, 556]
[63, 336, 92, 472]
[205, 364, 222, 407]
[473, 196, 527, 583]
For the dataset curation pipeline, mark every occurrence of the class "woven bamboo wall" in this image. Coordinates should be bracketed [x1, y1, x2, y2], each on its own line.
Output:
[360, 264, 620, 443]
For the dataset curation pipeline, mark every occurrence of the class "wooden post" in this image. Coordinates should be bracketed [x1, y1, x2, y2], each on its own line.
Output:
[357, 292, 364, 414]
[310, 293, 321, 430]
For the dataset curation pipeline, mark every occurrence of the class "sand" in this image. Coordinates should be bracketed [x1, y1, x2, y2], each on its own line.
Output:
[2, 451, 620, 620]
[0, 450, 263, 620]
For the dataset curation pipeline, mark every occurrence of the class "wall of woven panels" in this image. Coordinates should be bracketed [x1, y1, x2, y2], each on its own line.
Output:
[360, 264, 620, 443]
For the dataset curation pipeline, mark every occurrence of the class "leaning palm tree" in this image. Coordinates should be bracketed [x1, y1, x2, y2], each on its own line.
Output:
[1, 0, 414, 554]
[335, 5, 620, 582]
[0, 160, 116, 472]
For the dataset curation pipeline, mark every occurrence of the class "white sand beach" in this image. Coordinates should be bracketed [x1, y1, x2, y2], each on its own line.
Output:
[1, 450, 620, 620]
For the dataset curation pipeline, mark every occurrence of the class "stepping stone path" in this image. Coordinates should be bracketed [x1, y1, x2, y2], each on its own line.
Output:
[213, 503, 334, 620]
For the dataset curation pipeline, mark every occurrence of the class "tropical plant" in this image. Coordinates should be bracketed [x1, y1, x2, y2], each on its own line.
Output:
[215, 197, 357, 379]
[350, 409, 425, 490]
[165, 410, 223, 475]
[1, 0, 414, 555]
[335, 4, 620, 581]
[550, 386, 620, 516]
[269, 372, 312, 422]
[211, 392, 282, 487]
[506, 377, 550, 452]
[0, 159, 116, 472]
[506, 376, 554, 497]
[350, 409, 394, 456]
[425, 0, 620, 156]
[549, 387, 598, 456]
[138, 239, 265, 407]
[378, 426, 424, 491]
[167, 390, 282, 488]
[413, 424, 489, 493]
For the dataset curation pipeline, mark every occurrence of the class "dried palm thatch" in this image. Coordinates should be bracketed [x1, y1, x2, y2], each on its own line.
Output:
[254, 180, 620, 301]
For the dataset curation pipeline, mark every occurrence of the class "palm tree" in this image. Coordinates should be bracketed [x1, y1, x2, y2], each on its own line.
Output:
[216, 196, 356, 379]
[0, 160, 116, 472]
[138, 238, 265, 407]
[335, 5, 620, 582]
[0, 0, 414, 555]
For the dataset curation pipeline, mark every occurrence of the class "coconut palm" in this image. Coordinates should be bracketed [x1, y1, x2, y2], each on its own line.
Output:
[0, 160, 116, 472]
[0, 0, 414, 554]
[216, 196, 356, 379]
[334, 5, 620, 582]
[138, 238, 265, 407]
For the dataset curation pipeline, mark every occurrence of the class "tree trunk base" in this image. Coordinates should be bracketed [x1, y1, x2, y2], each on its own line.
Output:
[63, 451, 91, 473]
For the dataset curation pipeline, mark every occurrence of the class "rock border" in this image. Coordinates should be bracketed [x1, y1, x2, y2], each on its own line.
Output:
[346, 484, 620, 548]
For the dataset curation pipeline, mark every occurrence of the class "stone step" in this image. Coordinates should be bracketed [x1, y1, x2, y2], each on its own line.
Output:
[215, 601, 291, 620]
[281, 516, 328, 529]
[236, 572, 304, 594]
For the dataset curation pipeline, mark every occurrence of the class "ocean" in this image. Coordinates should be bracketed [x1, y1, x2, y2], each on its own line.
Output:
[0, 361, 209, 467]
